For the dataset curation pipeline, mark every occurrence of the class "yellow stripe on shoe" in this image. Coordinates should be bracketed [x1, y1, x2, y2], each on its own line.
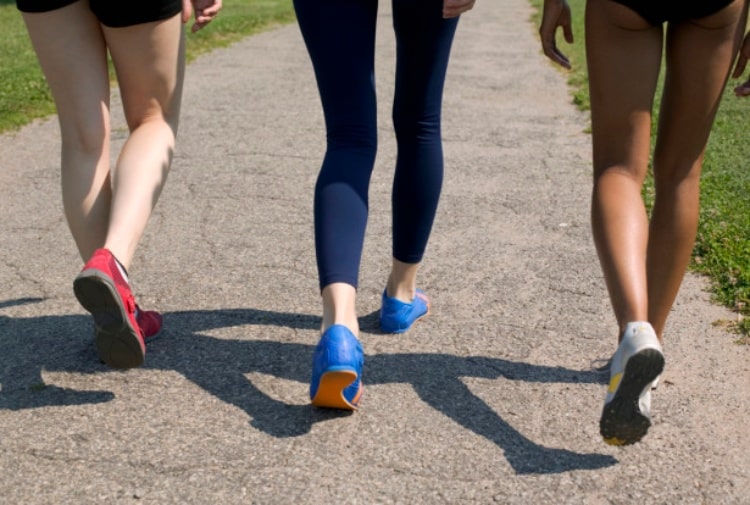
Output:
[607, 372, 623, 395]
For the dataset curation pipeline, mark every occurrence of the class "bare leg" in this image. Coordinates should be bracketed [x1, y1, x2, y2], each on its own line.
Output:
[585, 0, 663, 335]
[102, 15, 185, 270]
[386, 259, 420, 301]
[647, 1, 747, 337]
[22, 2, 112, 261]
[321, 283, 359, 335]
[23, 6, 185, 271]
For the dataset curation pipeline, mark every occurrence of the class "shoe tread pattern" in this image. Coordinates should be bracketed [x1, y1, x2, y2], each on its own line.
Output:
[600, 348, 665, 446]
[73, 271, 144, 369]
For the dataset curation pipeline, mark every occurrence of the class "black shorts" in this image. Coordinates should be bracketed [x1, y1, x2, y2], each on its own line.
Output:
[16, 0, 182, 28]
[610, 0, 735, 25]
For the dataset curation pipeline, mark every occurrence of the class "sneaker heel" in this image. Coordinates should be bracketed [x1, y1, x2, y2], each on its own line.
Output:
[310, 325, 364, 410]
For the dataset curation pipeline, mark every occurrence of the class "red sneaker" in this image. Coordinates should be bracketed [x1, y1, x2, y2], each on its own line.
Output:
[73, 248, 145, 369]
[136, 306, 163, 340]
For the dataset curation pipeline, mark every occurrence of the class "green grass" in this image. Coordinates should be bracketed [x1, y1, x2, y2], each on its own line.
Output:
[531, 0, 750, 339]
[0, 6, 57, 131]
[697, 105, 750, 338]
[0, 0, 295, 133]
[181, 0, 295, 60]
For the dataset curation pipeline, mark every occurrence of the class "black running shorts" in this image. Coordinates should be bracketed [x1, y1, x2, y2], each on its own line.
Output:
[16, 0, 183, 28]
[610, 0, 735, 25]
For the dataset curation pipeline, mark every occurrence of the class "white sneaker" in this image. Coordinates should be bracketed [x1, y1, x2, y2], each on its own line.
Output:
[651, 374, 661, 390]
[600, 322, 664, 446]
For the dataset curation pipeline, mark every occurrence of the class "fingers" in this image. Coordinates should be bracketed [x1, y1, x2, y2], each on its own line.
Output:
[189, 0, 222, 32]
[541, 37, 571, 69]
[181, 0, 193, 25]
[539, 25, 571, 68]
[553, 49, 571, 69]
[539, 0, 573, 69]
[732, 33, 750, 97]
[563, 22, 573, 44]
[733, 54, 748, 79]
[732, 34, 750, 78]
[734, 80, 750, 97]
[196, 0, 222, 19]
[443, 0, 475, 19]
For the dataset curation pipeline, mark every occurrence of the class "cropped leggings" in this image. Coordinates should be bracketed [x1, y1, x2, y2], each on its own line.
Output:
[294, 0, 459, 290]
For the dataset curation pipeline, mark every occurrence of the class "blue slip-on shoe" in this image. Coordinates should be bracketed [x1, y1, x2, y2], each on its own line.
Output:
[310, 325, 364, 410]
[379, 289, 430, 334]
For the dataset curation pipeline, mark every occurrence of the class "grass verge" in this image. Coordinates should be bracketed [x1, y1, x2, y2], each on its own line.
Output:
[530, 0, 749, 339]
[0, 0, 295, 133]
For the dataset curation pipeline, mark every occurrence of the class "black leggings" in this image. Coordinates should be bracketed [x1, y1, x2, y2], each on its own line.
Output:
[294, 0, 459, 290]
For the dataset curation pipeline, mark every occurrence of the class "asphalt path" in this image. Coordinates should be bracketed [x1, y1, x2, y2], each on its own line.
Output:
[1, 1, 748, 503]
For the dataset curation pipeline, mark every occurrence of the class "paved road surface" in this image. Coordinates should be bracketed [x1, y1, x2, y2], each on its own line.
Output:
[1, 1, 748, 503]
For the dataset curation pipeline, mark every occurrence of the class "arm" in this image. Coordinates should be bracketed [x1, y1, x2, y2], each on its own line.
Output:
[539, 0, 574, 69]
[182, 0, 223, 33]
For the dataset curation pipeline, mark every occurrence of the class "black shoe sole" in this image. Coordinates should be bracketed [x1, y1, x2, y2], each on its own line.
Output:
[600, 348, 665, 446]
[73, 270, 144, 370]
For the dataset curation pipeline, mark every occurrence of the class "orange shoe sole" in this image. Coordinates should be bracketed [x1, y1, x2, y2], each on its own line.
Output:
[311, 370, 362, 410]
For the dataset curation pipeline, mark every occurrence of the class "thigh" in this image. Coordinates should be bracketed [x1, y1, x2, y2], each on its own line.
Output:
[21, 1, 110, 142]
[585, 0, 663, 176]
[103, 13, 185, 132]
[293, 0, 378, 132]
[391, 0, 458, 118]
[654, 0, 748, 176]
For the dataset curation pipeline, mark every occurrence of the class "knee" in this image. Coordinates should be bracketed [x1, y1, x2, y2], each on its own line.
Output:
[592, 143, 651, 184]
[392, 110, 440, 142]
[327, 124, 377, 158]
[60, 117, 109, 156]
[653, 164, 702, 196]
[126, 107, 180, 138]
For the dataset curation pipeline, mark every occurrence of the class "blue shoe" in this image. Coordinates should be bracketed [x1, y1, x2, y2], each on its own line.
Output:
[310, 325, 364, 410]
[379, 289, 430, 334]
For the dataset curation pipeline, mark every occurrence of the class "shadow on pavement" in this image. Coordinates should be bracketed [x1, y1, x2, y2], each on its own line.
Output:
[0, 298, 616, 474]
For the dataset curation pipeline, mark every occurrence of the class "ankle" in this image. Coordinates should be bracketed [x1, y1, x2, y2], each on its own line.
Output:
[385, 283, 415, 302]
[321, 282, 359, 336]
[321, 320, 359, 337]
[387, 259, 420, 301]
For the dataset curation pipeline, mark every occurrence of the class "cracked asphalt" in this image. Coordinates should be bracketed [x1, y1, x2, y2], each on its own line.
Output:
[1, 1, 748, 503]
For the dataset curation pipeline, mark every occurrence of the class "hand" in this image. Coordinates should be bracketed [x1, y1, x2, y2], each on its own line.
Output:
[733, 31, 750, 97]
[182, 0, 222, 33]
[539, 0, 573, 69]
[443, 0, 476, 19]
